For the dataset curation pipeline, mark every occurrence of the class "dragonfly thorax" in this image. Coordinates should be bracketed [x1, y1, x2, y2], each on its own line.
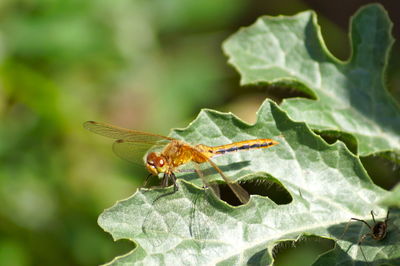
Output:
[146, 152, 168, 176]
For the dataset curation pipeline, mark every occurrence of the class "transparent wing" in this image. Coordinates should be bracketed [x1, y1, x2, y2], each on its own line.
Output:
[191, 163, 219, 198]
[186, 149, 250, 204]
[112, 139, 163, 165]
[84, 121, 174, 144]
[202, 158, 250, 204]
[189, 188, 215, 246]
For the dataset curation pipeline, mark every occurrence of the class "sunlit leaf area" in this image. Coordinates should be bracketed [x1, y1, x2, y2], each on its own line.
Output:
[0, 1, 399, 265]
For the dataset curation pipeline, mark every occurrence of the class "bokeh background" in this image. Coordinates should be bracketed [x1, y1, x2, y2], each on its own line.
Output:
[0, 0, 399, 265]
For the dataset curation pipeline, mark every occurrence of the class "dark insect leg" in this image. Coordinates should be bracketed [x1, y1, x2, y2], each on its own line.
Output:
[358, 233, 372, 263]
[358, 244, 368, 263]
[171, 172, 179, 192]
[358, 233, 371, 245]
[351, 218, 372, 231]
[162, 173, 169, 187]
[370, 210, 377, 224]
[385, 210, 390, 223]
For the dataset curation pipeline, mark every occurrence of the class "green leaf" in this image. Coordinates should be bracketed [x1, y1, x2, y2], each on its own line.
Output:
[379, 183, 400, 208]
[98, 100, 397, 265]
[223, 4, 400, 157]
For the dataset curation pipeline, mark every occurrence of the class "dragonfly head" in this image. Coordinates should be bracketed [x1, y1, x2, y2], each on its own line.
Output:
[146, 152, 167, 176]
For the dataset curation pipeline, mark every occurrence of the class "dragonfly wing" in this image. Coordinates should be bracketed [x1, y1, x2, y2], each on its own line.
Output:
[189, 189, 215, 245]
[84, 121, 174, 144]
[189, 149, 250, 204]
[194, 164, 220, 199]
[112, 140, 162, 166]
[206, 159, 250, 204]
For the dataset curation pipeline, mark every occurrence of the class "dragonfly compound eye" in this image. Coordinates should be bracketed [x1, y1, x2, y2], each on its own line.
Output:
[158, 158, 165, 167]
[146, 152, 158, 165]
[146, 152, 160, 175]
[146, 152, 168, 175]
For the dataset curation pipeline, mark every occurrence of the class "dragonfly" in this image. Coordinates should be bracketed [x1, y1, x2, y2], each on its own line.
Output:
[83, 121, 279, 204]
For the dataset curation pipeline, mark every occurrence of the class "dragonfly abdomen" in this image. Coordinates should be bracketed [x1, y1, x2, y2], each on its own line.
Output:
[212, 139, 278, 155]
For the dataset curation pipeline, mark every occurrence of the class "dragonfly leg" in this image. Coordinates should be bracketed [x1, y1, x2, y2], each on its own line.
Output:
[171, 172, 179, 192]
[162, 173, 169, 187]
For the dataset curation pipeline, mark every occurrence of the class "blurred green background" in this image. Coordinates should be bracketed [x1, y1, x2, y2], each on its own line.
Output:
[0, 0, 399, 265]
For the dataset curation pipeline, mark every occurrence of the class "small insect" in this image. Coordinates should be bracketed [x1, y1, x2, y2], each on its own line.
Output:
[345, 210, 390, 262]
[84, 121, 279, 204]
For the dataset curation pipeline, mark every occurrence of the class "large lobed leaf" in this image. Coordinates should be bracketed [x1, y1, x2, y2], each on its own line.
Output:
[223, 4, 400, 157]
[380, 184, 400, 208]
[98, 100, 399, 265]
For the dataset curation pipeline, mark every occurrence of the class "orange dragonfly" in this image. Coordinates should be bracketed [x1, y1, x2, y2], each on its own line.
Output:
[84, 121, 278, 204]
